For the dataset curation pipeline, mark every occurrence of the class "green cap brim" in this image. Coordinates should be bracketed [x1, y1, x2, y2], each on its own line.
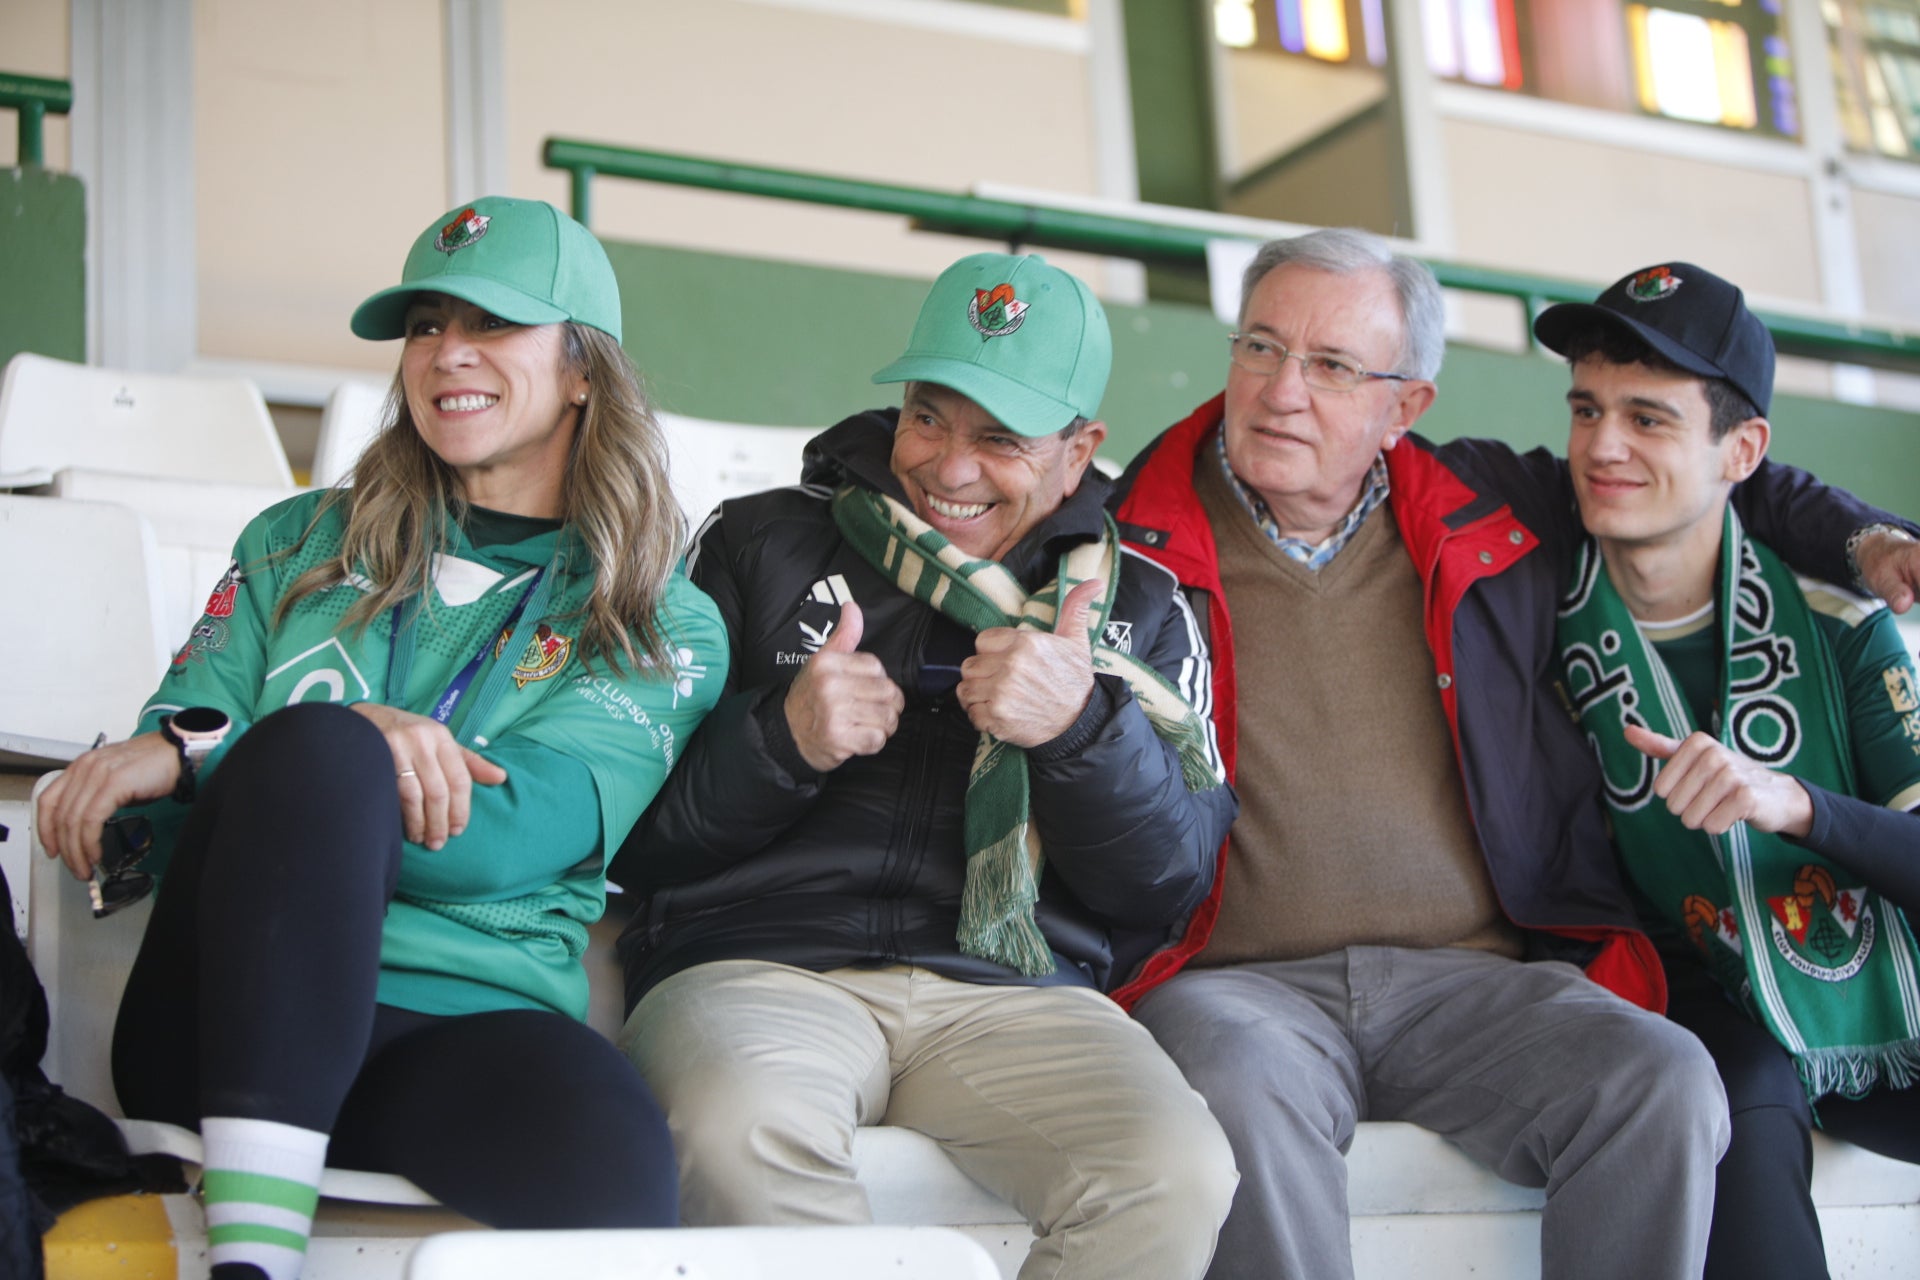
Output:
[872, 355, 1086, 438]
[350, 274, 574, 341]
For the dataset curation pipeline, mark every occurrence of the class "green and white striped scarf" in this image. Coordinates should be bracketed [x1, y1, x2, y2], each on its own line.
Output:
[1558, 509, 1920, 1101]
[832, 484, 1223, 977]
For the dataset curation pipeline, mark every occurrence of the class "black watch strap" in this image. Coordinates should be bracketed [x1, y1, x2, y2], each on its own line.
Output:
[158, 717, 197, 804]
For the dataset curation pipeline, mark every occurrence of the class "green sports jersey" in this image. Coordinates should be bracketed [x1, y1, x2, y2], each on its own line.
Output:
[1647, 579, 1920, 814]
[136, 489, 728, 1019]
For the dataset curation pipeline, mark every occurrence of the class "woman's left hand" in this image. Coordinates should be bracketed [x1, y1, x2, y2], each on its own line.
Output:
[36, 733, 182, 881]
[350, 703, 508, 850]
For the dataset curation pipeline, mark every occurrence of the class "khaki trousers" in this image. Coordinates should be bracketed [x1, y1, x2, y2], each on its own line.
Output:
[620, 960, 1238, 1280]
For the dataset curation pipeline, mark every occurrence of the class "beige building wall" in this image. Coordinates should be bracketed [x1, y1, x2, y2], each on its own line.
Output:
[184, 0, 1103, 370]
[502, 0, 1103, 283]
[1443, 118, 1823, 304]
[1855, 189, 1920, 326]
[0, 0, 72, 168]
[193, 0, 447, 373]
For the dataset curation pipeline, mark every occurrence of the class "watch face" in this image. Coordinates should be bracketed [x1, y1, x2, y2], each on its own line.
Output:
[172, 706, 230, 736]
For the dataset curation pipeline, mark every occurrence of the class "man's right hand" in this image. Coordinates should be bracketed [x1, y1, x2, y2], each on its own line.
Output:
[784, 601, 904, 772]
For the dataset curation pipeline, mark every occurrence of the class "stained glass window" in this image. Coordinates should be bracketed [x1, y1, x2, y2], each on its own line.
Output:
[1830, 0, 1920, 158]
[1212, 0, 1799, 136]
[1213, 0, 1390, 66]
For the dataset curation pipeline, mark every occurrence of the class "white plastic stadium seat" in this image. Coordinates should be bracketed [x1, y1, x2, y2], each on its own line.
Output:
[656, 411, 813, 531]
[0, 354, 300, 650]
[405, 1226, 1001, 1280]
[0, 494, 168, 758]
[0, 352, 294, 489]
[47, 469, 297, 657]
[313, 377, 391, 487]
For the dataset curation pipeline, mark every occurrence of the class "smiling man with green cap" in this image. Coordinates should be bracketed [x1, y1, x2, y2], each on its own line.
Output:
[608, 252, 1240, 1279]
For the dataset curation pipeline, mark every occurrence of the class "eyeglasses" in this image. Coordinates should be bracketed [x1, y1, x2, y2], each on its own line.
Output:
[1227, 333, 1413, 393]
[90, 815, 156, 919]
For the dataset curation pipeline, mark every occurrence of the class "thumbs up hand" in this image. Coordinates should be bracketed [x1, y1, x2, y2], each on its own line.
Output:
[958, 579, 1104, 747]
[784, 601, 906, 772]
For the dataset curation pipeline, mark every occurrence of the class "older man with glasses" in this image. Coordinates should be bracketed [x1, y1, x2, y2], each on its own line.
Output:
[1104, 227, 1920, 1280]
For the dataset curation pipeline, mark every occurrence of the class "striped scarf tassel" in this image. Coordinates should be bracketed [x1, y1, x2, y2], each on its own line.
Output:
[957, 822, 1054, 978]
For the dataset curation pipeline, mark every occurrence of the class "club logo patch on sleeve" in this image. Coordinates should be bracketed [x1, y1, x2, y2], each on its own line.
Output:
[1884, 664, 1918, 714]
[202, 561, 244, 620]
[495, 622, 573, 688]
[168, 619, 229, 672]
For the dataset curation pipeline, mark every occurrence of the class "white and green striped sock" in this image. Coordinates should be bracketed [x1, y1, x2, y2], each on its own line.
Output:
[200, 1116, 329, 1280]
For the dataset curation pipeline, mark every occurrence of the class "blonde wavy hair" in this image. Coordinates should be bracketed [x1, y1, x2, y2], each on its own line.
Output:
[276, 323, 685, 676]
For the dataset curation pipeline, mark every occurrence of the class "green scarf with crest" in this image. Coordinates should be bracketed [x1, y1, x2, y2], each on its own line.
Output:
[831, 484, 1223, 978]
[1558, 509, 1920, 1101]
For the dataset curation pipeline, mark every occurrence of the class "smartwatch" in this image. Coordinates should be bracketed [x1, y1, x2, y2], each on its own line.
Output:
[159, 706, 232, 803]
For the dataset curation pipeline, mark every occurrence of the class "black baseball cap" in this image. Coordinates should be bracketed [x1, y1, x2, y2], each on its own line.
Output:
[1533, 263, 1774, 415]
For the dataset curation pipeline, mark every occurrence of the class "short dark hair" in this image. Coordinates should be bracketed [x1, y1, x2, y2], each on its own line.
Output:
[1558, 323, 1761, 440]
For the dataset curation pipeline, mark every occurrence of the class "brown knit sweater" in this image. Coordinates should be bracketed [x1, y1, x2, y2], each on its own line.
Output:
[1193, 457, 1522, 966]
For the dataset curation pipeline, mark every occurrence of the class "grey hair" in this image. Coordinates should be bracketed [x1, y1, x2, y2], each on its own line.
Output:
[1238, 228, 1446, 381]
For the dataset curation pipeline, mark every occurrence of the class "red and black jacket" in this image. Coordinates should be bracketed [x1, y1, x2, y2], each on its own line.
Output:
[1106, 395, 1910, 1012]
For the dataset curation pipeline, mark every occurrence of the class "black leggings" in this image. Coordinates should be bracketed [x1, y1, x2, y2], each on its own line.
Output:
[1666, 956, 1920, 1280]
[111, 702, 676, 1228]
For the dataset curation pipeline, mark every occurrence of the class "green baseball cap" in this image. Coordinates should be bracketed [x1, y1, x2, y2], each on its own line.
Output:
[872, 253, 1111, 437]
[351, 197, 622, 343]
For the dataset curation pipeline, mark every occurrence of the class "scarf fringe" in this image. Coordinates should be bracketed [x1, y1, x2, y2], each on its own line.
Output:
[1798, 1040, 1920, 1103]
[958, 826, 1054, 978]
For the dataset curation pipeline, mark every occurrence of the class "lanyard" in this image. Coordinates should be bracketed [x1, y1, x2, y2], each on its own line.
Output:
[385, 565, 548, 736]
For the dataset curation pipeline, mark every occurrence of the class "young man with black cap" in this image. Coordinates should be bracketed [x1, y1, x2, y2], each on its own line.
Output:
[608, 253, 1239, 1279]
[1540, 264, 1920, 1280]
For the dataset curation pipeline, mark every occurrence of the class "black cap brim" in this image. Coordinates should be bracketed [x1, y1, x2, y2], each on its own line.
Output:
[1533, 302, 1732, 386]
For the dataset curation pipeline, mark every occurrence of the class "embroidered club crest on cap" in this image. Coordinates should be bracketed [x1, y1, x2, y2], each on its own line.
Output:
[872, 252, 1111, 437]
[969, 284, 1029, 339]
[1626, 266, 1682, 303]
[434, 208, 492, 255]
[351, 197, 623, 342]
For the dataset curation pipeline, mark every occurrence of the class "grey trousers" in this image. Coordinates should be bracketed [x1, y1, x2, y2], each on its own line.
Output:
[1133, 947, 1729, 1280]
[621, 960, 1239, 1280]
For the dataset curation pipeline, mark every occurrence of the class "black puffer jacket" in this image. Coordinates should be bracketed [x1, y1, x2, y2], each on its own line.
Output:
[611, 411, 1236, 1011]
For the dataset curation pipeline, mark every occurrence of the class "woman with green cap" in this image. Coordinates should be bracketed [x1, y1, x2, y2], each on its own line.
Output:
[35, 197, 727, 1279]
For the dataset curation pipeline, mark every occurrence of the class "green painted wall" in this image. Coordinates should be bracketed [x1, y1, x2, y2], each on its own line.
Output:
[605, 239, 1230, 461]
[1428, 345, 1920, 519]
[0, 167, 85, 368]
[608, 240, 1918, 519]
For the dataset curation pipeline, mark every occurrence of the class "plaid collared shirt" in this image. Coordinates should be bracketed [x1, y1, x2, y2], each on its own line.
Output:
[1217, 434, 1391, 571]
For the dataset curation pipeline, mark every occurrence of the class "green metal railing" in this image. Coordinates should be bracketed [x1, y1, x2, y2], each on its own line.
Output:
[544, 137, 1920, 377]
[1, 73, 72, 168]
